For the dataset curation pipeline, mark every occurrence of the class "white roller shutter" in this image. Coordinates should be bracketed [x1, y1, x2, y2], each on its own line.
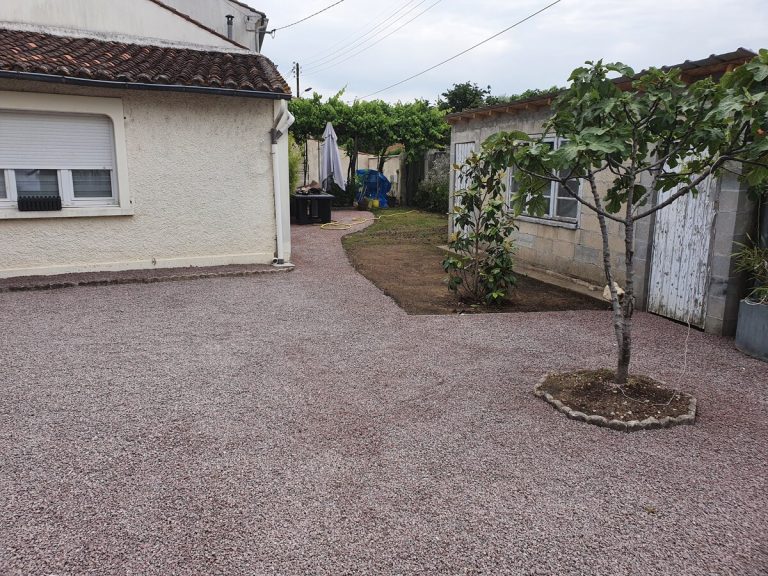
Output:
[0, 111, 115, 169]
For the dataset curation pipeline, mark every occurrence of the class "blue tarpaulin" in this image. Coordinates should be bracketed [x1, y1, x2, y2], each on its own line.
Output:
[356, 169, 391, 208]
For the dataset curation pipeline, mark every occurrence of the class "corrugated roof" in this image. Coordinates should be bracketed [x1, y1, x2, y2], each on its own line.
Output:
[0, 27, 291, 98]
[446, 48, 757, 124]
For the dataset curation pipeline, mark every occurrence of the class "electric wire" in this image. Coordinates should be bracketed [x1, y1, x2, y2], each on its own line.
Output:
[268, 0, 347, 34]
[302, 0, 423, 68]
[301, 0, 422, 67]
[361, 0, 564, 99]
[306, 0, 444, 75]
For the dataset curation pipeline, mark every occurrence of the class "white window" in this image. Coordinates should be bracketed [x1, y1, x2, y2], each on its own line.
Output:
[0, 110, 118, 210]
[507, 137, 579, 223]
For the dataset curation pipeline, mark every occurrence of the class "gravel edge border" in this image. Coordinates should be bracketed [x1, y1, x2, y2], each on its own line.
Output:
[533, 373, 697, 432]
[0, 266, 294, 294]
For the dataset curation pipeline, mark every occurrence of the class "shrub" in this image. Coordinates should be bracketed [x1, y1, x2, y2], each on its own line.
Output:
[326, 177, 356, 207]
[734, 235, 768, 303]
[288, 134, 301, 193]
[414, 153, 450, 213]
[414, 180, 448, 213]
[442, 151, 517, 305]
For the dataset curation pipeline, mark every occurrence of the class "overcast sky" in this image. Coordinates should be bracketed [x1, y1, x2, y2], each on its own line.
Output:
[256, 0, 766, 104]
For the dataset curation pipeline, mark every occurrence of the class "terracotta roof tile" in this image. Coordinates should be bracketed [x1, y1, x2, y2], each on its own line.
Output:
[0, 27, 291, 97]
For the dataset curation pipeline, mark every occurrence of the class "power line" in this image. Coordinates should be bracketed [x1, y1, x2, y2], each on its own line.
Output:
[268, 0, 347, 34]
[302, 0, 424, 69]
[361, 0, 564, 99]
[306, 0, 444, 75]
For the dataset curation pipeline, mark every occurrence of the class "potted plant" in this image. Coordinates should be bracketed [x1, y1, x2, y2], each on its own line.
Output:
[734, 233, 768, 361]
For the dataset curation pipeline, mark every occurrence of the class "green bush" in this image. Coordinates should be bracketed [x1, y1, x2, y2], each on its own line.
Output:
[442, 150, 517, 306]
[327, 178, 356, 207]
[288, 134, 301, 193]
[413, 152, 450, 213]
[414, 180, 448, 213]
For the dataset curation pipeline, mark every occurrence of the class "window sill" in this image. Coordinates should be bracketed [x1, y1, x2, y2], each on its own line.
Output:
[0, 206, 134, 220]
[517, 215, 578, 230]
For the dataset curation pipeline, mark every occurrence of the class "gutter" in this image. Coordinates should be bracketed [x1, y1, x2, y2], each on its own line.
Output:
[271, 100, 295, 265]
[0, 70, 291, 100]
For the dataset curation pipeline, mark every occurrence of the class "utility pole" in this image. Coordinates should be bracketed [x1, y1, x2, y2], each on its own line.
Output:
[293, 62, 300, 97]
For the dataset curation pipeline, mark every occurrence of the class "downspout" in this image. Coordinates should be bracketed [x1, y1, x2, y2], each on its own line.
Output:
[271, 100, 295, 265]
[257, 16, 269, 53]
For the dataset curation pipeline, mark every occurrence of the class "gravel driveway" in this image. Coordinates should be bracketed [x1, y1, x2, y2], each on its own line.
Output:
[1, 214, 766, 575]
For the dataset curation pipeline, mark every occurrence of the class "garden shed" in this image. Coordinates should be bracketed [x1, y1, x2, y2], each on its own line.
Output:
[446, 48, 759, 337]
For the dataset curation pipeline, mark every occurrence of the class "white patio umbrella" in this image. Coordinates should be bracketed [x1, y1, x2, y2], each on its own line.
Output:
[320, 122, 346, 193]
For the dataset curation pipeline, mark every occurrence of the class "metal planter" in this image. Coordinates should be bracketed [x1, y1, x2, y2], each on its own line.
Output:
[735, 299, 768, 362]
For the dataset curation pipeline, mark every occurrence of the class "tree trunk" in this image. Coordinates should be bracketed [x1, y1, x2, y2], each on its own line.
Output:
[348, 139, 358, 194]
[588, 176, 626, 382]
[616, 179, 637, 385]
[377, 151, 386, 173]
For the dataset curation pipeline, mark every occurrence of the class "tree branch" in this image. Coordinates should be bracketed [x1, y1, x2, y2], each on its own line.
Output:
[515, 165, 626, 224]
[634, 160, 725, 220]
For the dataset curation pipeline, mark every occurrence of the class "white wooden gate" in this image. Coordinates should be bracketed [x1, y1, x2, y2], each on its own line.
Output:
[453, 142, 475, 191]
[452, 142, 475, 235]
[647, 175, 717, 327]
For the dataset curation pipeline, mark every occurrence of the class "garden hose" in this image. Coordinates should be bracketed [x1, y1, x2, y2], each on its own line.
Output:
[318, 210, 417, 231]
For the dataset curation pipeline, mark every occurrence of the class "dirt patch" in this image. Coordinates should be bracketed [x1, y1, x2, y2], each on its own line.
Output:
[539, 369, 692, 421]
[344, 238, 609, 315]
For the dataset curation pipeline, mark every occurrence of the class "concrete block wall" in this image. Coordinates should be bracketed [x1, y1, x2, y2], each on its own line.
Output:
[704, 167, 755, 335]
[451, 110, 633, 291]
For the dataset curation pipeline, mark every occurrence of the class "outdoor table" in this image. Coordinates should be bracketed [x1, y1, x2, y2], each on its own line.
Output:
[291, 193, 334, 224]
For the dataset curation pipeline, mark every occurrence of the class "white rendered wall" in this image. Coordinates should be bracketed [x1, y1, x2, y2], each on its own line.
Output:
[0, 80, 281, 277]
[161, 0, 266, 52]
[0, 0, 239, 50]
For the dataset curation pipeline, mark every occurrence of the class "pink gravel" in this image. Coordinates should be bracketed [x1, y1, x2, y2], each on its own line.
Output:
[1, 212, 766, 575]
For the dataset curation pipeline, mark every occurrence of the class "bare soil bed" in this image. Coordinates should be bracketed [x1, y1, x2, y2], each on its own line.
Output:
[539, 369, 692, 421]
[342, 209, 609, 315]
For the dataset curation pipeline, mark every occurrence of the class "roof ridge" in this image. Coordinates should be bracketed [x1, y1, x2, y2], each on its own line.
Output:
[0, 21, 249, 54]
[146, 0, 249, 50]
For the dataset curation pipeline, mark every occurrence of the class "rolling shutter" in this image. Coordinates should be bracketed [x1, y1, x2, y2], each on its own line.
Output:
[0, 110, 115, 169]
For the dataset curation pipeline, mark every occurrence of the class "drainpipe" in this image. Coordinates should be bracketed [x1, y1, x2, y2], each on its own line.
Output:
[226, 14, 234, 40]
[257, 16, 269, 53]
[271, 100, 295, 265]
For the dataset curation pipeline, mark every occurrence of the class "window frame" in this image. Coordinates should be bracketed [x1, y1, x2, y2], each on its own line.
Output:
[0, 169, 14, 205]
[0, 91, 132, 220]
[506, 135, 580, 228]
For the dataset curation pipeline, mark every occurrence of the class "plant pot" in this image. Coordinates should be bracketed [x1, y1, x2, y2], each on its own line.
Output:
[735, 299, 768, 362]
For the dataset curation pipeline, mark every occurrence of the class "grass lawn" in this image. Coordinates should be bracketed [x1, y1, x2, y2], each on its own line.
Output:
[342, 207, 608, 315]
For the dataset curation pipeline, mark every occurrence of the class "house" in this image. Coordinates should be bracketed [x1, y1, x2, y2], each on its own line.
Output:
[159, 0, 270, 52]
[0, 0, 294, 278]
[446, 49, 758, 336]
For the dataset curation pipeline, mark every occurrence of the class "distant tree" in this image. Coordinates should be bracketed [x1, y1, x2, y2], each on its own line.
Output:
[289, 94, 449, 182]
[393, 100, 450, 162]
[438, 81, 491, 113]
[288, 93, 330, 145]
[485, 86, 565, 106]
